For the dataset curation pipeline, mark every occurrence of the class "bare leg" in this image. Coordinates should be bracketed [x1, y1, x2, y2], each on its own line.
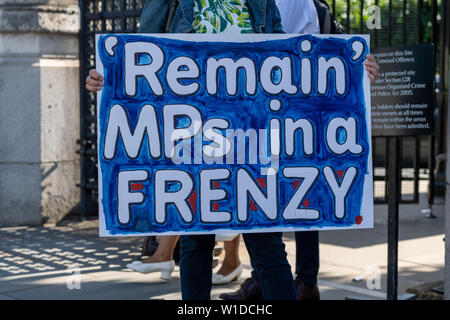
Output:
[142, 235, 179, 263]
[217, 235, 241, 275]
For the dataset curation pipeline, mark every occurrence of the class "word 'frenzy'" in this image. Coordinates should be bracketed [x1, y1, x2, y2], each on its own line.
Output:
[117, 166, 358, 226]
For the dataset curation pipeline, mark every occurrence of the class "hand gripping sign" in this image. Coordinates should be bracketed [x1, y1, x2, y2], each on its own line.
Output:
[96, 34, 373, 236]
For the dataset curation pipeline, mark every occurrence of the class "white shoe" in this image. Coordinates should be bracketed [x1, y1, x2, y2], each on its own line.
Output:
[126, 260, 142, 267]
[127, 260, 175, 280]
[212, 264, 243, 285]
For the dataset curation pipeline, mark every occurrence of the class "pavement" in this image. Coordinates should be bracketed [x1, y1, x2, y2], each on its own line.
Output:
[0, 191, 445, 300]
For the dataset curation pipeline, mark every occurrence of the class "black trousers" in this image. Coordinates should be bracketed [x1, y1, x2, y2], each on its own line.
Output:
[180, 232, 297, 300]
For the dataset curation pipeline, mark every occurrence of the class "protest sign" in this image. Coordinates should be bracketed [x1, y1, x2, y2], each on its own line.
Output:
[371, 44, 435, 136]
[96, 34, 373, 236]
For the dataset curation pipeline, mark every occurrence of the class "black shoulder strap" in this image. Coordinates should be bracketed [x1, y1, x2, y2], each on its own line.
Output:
[164, 0, 179, 33]
[312, 0, 330, 33]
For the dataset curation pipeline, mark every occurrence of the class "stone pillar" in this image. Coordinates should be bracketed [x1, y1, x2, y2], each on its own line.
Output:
[0, 0, 81, 226]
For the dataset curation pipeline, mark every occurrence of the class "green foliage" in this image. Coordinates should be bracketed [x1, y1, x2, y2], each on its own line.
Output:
[331, 0, 441, 47]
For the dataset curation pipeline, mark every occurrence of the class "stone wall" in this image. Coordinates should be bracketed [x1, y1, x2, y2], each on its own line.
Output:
[0, 0, 81, 226]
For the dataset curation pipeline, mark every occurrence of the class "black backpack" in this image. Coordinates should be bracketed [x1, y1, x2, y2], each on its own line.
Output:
[312, 0, 344, 34]
[141, 236, 181, 264]
[141, 236, 159, 258]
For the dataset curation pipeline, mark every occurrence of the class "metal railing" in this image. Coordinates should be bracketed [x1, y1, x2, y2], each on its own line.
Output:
[78, 0, 145, 214]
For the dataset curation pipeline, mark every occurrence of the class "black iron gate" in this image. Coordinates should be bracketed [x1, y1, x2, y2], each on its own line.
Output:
[78, 0, 449, 214]
[78, 0, 145, 214]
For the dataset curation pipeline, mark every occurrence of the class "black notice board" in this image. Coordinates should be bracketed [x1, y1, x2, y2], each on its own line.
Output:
[371, 44, 435, 137]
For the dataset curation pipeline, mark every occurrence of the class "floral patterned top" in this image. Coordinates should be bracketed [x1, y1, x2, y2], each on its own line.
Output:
[193, 0, 254, 34]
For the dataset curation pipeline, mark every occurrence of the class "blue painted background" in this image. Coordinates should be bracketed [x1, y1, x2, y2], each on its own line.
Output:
[97, 34, 370, 235]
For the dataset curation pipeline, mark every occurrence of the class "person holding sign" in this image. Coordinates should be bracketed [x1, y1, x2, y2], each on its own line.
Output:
[87, 0, 298, 300]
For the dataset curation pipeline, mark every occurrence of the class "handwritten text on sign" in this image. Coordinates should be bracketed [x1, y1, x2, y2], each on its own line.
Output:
[96, 34, 373, 236]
